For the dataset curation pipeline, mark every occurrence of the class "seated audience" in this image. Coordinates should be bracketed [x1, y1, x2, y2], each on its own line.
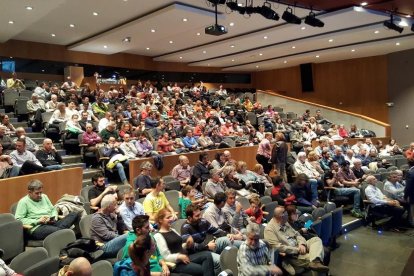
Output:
[143, 177, 177, 222]
[90, 194, 127, 258]
[35, 138, 63, 170]
[182, 129, 199, 151]
[365, 175, 404, 231]
[191, 152, 213, 185]
[237, 223, 282, 276]
[119, 187, 145, 231]
[15, 179, 80, 240]
[171, 155, 192, 186]
[10, 138, 49, 175]
[222, 189, 249, 232]
[57, 257, 92, 276]
[13, 127, 39, 152]
[204, 169, 226, 199]
[153, 209, 215, 276]
[88, 172, 117, 210]
[100, 122, 119, 143]
[134, 161, 153, 196]
[264, 206, 329, 273]
[244, 196, 265, 224]
[103, 136, 130, 185]
[120, 133, 138, 159]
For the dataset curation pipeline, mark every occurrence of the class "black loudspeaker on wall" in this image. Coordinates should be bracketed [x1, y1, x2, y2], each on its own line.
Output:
[300, 63, 314, 92]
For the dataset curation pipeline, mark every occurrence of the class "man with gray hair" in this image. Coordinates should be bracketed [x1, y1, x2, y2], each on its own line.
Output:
[237, 223, 282, 276]
[15, 179, 80, 240]
[171, 155, 192, 186]
[264, 206, 328, 274]
[90, 194, 128, 258]
[35, 138, 63, 170]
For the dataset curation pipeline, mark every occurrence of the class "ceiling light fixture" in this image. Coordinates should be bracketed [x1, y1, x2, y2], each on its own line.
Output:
[259, 1, 279, 20]
[305, 10, 324, 27]
[263, 36, 268, 39]
[203, 50, 207, 54]
[231, 59, 235, 62]
[122, 36, 131, 43]
[328, 39, 333, 42]
[256, 65, 259, 68]
[284, 61, 287, 64]
[8, 20, 14, 24]
[230, 44, 235, 48]
[282, 7, 301, 25]
[315, 55, 320, 58]
[169, 40, 173, 44]
[396, 42, 400, 46]
[259, 53, 263, 56]
[182, 18, 188, 22]
[103, 45, 108, 48]
[229, 22, 235, 26]
[69, 24, 75, 28]
[292, 46, 296, 49]
[179, 56, 183, 59]
[374, 30, 379, 34]
[196, 32, 201, 36]
[93, 12, 98, 16]
[26, 6, 33, 10]
[384, 14, 404, 33]
[151, 29, 155, 33]
[51, 33, 56, 37]
[351, 49, 356, 52]
[301, 26, 306, 30]
[146, 47, 150, 50]
[360, 2, 368, 6]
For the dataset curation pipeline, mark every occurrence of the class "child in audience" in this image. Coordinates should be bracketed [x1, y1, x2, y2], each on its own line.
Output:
[244, 196, 264, 224]
[179, 185, 194, 219]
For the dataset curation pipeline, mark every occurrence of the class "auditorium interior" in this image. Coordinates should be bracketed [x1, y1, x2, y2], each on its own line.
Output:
[0, 0, 414, 275]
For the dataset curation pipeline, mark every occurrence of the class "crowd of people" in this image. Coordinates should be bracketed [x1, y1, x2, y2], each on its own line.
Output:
[2, 77, 414, 276]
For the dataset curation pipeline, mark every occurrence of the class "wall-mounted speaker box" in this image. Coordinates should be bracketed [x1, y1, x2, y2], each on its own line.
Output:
[300, 63, 314, 92]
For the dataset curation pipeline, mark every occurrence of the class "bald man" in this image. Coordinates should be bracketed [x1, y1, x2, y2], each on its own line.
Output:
[264, 206, 328, 274]
[35, 138, 63, 170]
[60, 257, 92, 276]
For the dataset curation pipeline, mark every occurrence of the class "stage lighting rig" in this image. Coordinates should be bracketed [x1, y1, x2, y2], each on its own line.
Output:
[282, 7, 301, 24]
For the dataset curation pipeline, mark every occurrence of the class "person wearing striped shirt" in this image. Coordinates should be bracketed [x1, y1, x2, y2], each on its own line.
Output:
[237, 223, 282, 276]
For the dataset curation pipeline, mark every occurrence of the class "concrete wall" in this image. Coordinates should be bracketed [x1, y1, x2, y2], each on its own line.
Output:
[388, 49, 414, 146]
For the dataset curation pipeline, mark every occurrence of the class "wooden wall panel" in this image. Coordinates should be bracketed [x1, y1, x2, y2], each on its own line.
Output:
[253, 56, 389, 122]
[0, 168, 83, 213]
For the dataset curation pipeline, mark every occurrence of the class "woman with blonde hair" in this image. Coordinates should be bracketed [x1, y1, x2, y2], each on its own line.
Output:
[307, 151, 324, 175]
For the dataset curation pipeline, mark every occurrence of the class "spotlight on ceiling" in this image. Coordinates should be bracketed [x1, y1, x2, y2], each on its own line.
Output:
[226, 0, 245, 14]
[122, 36, 131, 43]
[207, 0, 226, 5]
[305, 11, 324, 27]
[383, 15, 404, 33]
[259, 1, 279, 20]
[282, 7, 301, 24]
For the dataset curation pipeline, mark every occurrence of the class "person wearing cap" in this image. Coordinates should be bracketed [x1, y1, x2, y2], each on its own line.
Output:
[134, 161, 153, 196]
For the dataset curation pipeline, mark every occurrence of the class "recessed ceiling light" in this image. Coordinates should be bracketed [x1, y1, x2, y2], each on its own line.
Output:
[41, 69, 45, 72]
[196, 32, 201, 36]
[103, 45, 108, 48]
[360, 2, 368, 6]
[292, 46, 296, 49]
[315, 55, 320, 58]
[238, 3, 243, 7]
[151, 29, 156, 33]
[26, 6, 33, 10]
[406, 15, 411, 18]
[259, 53, 263, 56]
[230, 44, 235, 48]
[374, 30, 379, 34]
[284, 61, 287, 64]
[9, 56, 13, 59]
[263, 36, 268, 39]
[351, 49, 356, 52]
[179, 56, 183, 59]
[69, 24, 75, 28]
[398, 20, 408, 27]
[207, 64, 210, 66]
[231, 59, 235, 62]
[169, 40, 173, 44]
[328, 39, 334, 42]
[256, 65, 259, 68]
[202, 50, 207, 54]
[93, 12, 98, 16]
[396, 42, 400, 46]
[229, 22, 235, 27]
[123, 37, 131, 43]
[8, 20, 14, 24]
[301, 26, 306, 30]
[182, 18, 188, 22]
[146, 47, 150, 50]
[51, 33, 56, 37]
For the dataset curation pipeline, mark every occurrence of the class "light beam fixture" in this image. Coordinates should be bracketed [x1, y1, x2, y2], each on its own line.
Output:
[259, 1, 279, 20]
[305, 11, 324, 27]
[383, 14, 404, 33]
[282, 7, 301, 24]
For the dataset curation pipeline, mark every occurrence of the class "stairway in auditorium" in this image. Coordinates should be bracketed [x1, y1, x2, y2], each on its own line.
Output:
[1, 109, 102, 188]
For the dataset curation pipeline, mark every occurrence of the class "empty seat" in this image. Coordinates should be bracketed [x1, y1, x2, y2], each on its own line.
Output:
[9, 247, 48, 273]
[165, 190, 180, 213]
[237, 196, 250, 210]
[43, 229, 76, 257]
[91, 260, 113, 276]
[171, 219, 187, 235]
[312, 207, 326, 220]
[331, 207, 343, 238]
[320, 213, 333, 246]
[79, 214, 93, 238]
[220, 246, 238, 276]
[0, 219, 24, 261]
[263, 201, 278, 222]
[22, 256, 60, 276]
[260, 195, 272, 205]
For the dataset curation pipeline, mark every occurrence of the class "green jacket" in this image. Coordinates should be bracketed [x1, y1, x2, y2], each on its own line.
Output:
[122, 231, 163, 272]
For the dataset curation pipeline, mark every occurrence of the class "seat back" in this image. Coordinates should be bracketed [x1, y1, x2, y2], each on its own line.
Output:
[263, 201, 278, 222]
[395, 157, 408, 168]
[260, 196, 272, 206]
[246, 112, 257, 126]
[312, 207, 326, 220]
[220, 246, 238, 276]
[331, 207, 343, 237]
[15, 98, 29, 115]
[22, 256, 60, 276]
[81, 186, 94, 203]
[324, 202, 336, 213]
[376, 181, 385, 193]
[163, 175, 181, 191]
[137, 197, 145, 204]
[43, 229, 76, 257]
[320, 213, 333, 246]
[0, 220, 24, 261]
[171, 219, 187, 235]
[19, 90, 33, 99]
[236, 197, 250, 210]
[165, 190, 180, 213]
[79, 214, 93, 238]
[223, 138, 235, 148]
[312, 219, 322, 237]
[9, 247, 48, 273]
[0, 213, 15, 224]
[3, 89, 19, 106]
[10, 203, 18, 215]
[91, 260, 113, 276]
[387, 166, 398, 171]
